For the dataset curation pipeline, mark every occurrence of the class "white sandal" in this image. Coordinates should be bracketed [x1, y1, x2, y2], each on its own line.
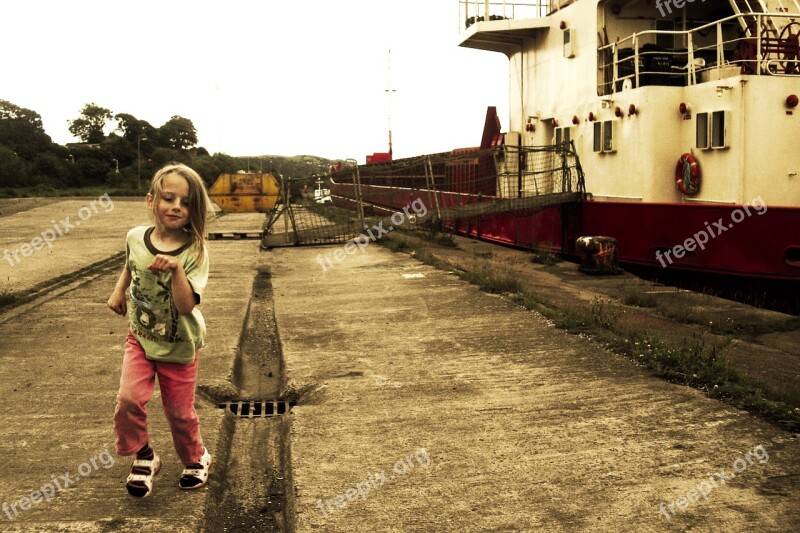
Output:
[126, 454, 162, 498]
[179, 448, 212, 490]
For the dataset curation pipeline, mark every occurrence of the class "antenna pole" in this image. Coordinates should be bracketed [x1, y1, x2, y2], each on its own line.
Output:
[385, 49, 396, 157]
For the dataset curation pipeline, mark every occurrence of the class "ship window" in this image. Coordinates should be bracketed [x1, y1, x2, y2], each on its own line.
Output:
[592, 121, 615, 153]
[563, 28, 575, 58]
[603, 121, 614, 152]
[555, 126, 571, 146]
[593, 122, 602, 152]
[711, 110, 729, 149]
[696, 112, 710, 149]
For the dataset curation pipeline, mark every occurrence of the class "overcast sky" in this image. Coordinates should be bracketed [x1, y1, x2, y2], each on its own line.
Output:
[3, 1, 508, 162]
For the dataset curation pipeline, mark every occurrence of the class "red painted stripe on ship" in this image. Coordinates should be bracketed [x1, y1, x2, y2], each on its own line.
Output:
[330, 181, 800, 280]
[582, 201, 800, 280]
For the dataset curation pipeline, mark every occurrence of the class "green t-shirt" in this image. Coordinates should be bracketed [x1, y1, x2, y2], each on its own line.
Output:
[126, 225, 209, 363]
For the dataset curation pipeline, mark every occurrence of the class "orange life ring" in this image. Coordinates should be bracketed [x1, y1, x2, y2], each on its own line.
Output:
[675, 153, 700, 195]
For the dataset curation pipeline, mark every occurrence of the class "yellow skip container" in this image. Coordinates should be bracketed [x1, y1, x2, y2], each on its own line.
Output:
[208, 173, 280, 213]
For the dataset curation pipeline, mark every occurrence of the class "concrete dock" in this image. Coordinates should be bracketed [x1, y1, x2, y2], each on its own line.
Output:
[0, 202, 260, 531]
[0, 198, 797, 532]
[272, 246, 799, 532]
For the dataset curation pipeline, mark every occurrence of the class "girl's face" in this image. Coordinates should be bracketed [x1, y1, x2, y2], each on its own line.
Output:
[149, 173, 191, 233]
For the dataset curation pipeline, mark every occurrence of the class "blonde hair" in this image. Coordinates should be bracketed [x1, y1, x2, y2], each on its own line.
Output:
[147, 163, 212, 255]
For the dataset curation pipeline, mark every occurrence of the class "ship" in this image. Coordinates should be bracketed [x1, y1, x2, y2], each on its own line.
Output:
[328, 0, 800, 306]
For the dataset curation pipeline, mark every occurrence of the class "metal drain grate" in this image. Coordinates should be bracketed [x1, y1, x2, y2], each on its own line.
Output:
[208, 231, 263, 240]
[217, 400, 295, 418]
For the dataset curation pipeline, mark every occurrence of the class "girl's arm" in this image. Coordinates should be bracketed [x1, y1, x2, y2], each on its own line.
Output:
[147, 254, 196, 315]
[107, 265, 131, 316]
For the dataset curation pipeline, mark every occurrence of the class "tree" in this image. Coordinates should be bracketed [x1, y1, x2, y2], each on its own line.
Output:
[115, 113, 157, 143]
[0, 145, 29, 187]
[157, 115, 197, 150]
[68, 103, 113, 144]
[150, 146, 184, 169]
[0, 100, 53, 160]
[72, 157, 111, 187]
[190, 153, 241, 186]
[31, 152, 70, 186]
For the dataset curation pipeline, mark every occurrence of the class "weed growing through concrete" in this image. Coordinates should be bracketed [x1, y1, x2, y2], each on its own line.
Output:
[2, 448, 115, 520]
[0, 282, 14, 310]
[316, 448, 430, 519]
[589, 296, 620, 328]
[530, 251, 560, 266]
[622, 291, 658, 308]
[460, 267, 523, 294]
[658, 444, 769, 520]
[424, 219, 458, 248]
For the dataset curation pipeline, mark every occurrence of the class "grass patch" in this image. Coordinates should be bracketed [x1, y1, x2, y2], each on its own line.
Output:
[381, 236, 410, 253]
[303, 201, 359, 225]
[460, 268, 523, 295]
[659, 306, 800, 337]
[0, 285, 15, 310]
[530, 251, 561, 266]
[0, 186, 143, 198]
[408, 243, 444, 269]
[422, 220, 459, 248]
[608, 334, 732, 385]
[430, 232, 458, 248]
[583, 314, 798, 431]
[589, 296, 621, 328]
[622, 290, 659, 308]
[608, 331, 799, 429]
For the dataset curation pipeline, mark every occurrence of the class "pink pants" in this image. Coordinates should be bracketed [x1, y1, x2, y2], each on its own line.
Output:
[114, 332, 205, 466]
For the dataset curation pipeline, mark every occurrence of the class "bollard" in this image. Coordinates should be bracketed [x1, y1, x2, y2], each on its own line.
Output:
[576, 236, 623, 275]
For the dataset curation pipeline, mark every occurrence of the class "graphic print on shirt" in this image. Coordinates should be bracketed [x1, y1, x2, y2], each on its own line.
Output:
[129, 262, 184, 343]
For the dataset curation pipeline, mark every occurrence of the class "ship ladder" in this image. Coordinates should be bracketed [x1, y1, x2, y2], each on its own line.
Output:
[728, 0, 780, 38]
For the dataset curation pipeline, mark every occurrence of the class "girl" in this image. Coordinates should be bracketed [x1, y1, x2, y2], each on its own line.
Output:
[108, 163, 214, 498]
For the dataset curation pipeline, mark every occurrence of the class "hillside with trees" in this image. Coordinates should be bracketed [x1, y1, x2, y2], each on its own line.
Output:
[0, 99, 333, 196]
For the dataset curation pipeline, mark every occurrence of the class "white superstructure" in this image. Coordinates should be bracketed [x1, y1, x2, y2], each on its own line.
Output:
[458, 0, 800, 207]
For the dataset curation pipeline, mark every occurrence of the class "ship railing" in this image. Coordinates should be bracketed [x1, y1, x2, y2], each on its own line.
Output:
[328, 144, 585, 205]
[459, 1, 549, 29]
[598, 12, 800, 95]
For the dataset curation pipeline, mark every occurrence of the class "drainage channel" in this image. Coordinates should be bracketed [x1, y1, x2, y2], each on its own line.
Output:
[203, 266, 293, 532]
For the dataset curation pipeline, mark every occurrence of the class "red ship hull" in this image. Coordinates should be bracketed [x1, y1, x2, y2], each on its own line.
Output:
[330, 182, 800, 281]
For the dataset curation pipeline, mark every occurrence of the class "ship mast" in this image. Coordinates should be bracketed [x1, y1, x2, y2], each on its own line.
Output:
[385, 49, 396, 157]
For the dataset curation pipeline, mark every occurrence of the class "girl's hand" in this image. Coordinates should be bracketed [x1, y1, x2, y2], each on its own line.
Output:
[147, 254, 182, 275]
[108, 290, 127, 316]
